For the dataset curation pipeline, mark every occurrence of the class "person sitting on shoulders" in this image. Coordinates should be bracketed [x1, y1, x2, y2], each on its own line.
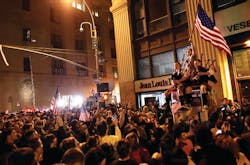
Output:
[191, 59, 213, 106]
[171, 62, 192, 105]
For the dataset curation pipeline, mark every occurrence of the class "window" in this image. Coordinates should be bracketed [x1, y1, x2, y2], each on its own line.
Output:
[23, 57, 30, 72]
[75, 40, 85, 51]
[133, 0, 147, 38]
[99, 65, 106, 78]
[50, 7, 61, 23]
[76, 63, 88, 77]
[148, 0, 169, 33]
[217, 0, 236, 7]
[51, 59, 66, 75]
[176, 45, 191, 69]
[23, 28, 31, 42]
[51, 34, 63, 48]
[152, 51, 175, 77]
[171, 0, 187, 26]
[72, 0, 85, 11]
[22, 0, 30, 11]
[233, 48, 250, 78]
[135, 19, 146, 37]
[138, 58, 151, 79]
[111, 48, 116, 59]
[213, 0, 246, 10]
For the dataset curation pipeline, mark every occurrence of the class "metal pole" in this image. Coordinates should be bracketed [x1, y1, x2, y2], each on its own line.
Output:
[81, 0, 99, 108]
[83, 0, 96, 31]
[82, 0, 99, 81]
[29, 56, 36, 107]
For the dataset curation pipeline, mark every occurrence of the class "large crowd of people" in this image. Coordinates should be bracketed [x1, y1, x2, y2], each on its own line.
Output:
[1, 48, 250, 165]
[0, 97, 250, 165]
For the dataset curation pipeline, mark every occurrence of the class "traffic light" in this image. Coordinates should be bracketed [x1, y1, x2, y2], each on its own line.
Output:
[92, 38, 98, 49]
[23, 28, 31, 42]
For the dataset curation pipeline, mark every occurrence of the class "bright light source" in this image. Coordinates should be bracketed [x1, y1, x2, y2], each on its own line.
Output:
[72, 1, 76, 8]
[94, 11, 99, 17]
[104, 94, 108, 101]
[64, 0, 72, 5]
[71, 95, 83, 108]
[245, 40, 250, 47]
[57, 98, 65, 108]
[72, 0, 85, 11]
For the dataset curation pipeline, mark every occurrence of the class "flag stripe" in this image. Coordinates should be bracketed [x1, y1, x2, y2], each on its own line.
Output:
[195, 4, 231, 56]
[195, 25, 231, 55]
[195, 18, 231, 55]
[195, 18, 230, 52]
[195, 18, 230, 50]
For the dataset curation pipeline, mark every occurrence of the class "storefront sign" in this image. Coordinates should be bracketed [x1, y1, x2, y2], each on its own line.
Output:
[214, 2, 250, 37]
[135, 75, 172, 93]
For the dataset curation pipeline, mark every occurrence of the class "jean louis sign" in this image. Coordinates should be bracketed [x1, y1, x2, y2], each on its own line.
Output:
[135, 75, 172, 93]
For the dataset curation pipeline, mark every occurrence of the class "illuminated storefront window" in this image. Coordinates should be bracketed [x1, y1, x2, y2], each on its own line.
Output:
[234, 48, 250, 78]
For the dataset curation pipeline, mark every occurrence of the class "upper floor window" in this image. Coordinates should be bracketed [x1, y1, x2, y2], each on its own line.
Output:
[99, 65, 106, 78]
[217, 0, 236, 7]
[148, 0, 169, 33]
[23, 57, 30, 72]
[76, 63, 88, 77]
[51, 59, 66, 75]
[75, 40, 85, 51]
[22, 0, 30, 11]
[213, 0, 246, 10]
[72, 0, 85, 11]
[171, 0, 187, 26]
[51, 34, 63, 48]
[133, 0, 147, 38]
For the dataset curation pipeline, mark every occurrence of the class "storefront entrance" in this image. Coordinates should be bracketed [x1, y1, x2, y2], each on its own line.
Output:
[137, 91, 166, 108]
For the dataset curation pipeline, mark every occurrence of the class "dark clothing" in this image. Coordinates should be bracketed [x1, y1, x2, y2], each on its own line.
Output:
[171, 71, 183, 81]
[111, 159, 138, 165]
[192, 66, 209, 85]
[42, 148, 61, 165]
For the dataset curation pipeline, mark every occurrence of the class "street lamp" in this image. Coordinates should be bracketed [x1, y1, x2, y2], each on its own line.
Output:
[79, 0, 99, 83]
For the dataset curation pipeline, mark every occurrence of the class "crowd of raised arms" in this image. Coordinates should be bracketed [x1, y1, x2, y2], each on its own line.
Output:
[0, 98, 250, 165]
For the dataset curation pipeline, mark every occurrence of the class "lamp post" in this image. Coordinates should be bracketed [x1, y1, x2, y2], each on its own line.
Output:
[79, 0, 99, 83]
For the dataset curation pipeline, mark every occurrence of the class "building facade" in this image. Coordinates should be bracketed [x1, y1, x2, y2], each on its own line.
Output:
[0, 0, 118, 112]
[213, 0, 250, 102]
[110, 0, 248, 108]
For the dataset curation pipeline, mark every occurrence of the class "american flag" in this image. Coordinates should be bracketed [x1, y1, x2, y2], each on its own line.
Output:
[50, 88, 59, 112]
[195, 4, 231, 56]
